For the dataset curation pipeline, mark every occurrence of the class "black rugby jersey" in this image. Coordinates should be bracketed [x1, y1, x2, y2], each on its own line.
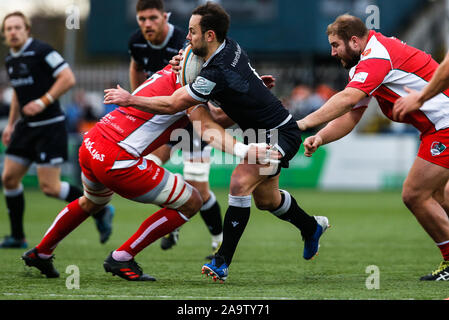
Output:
[187, 38, 292, 131]
[128, 24, 186, 77]
[5, 38, 67, 124]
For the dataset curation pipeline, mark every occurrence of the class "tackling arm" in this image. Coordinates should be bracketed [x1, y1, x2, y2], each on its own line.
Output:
[303, 107, 365, 157]
[104, 85, 201, 115]
[297, 87, 367, 131]
[187, 104, 237, 155]
[187, 105, 280, 163]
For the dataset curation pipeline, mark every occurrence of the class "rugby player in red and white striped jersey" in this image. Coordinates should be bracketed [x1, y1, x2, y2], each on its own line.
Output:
[300, 14, 449, 281]
[21, 64, 276, 281]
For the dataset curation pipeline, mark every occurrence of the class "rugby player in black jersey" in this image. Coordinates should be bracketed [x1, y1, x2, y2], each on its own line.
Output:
[104, 2, 329, 282]
[128, 0, 225, 257]
[1, 11, 114, 248]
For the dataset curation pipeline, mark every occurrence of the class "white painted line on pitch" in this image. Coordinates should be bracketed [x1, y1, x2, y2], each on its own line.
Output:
[2, 292, 295, 300]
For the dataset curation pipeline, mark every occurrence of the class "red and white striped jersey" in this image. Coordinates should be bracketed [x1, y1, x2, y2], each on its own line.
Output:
[96, 65, 189, 157]
[347, 30, 449, 135]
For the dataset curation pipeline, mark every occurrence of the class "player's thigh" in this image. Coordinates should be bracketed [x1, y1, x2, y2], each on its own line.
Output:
[1, 156, 30, 188]
[252, 174, 282, 210]
[404, 156, 449, 200]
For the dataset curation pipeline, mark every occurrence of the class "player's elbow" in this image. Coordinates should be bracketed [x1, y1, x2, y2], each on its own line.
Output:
[62, 68, 76, 88]
[340, 88, 365, 110]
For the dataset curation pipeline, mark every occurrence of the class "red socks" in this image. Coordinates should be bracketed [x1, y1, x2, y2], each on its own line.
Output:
[115, 208, 188, 258]
[437, 240, 449, 261]
[36, 199, 90, 255]
[36, 201, 188, 260]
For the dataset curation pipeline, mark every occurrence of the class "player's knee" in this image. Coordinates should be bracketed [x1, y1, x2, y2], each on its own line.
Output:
[179, 188, 203, 218]
[229, 173, 252, 196]
[401, 184, 422, 210]
[1, 172, 21, 190]
[78, 196, 105, 214]
[40, 181, 60, 198]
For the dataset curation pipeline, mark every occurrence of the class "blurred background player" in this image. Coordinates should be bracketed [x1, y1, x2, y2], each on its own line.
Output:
[128, 0, 223, 258]
[300, 14, 449, 281]
[0, 11, 114, 248]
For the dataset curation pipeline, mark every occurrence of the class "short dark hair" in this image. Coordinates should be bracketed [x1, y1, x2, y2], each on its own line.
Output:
[2, 11, 31, 34]
[326, 14, 368, 42]
[136, 0, 164, 13]
[192, 1, 230, 43]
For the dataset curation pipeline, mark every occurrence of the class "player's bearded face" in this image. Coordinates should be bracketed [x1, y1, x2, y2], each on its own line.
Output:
[339, 41, 361, 69]
[191, 34, 208, 57]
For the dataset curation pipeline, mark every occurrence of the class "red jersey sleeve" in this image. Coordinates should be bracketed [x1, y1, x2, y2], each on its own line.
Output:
[346, 58, 391, 96]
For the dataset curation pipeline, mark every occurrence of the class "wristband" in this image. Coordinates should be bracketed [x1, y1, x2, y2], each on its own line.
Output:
[37, 93, 55, 108]
[297, 119, 307, 131]
[45, 92, 55, 104]
[233, 142, 250, 158]
[35, 98, 45, 108]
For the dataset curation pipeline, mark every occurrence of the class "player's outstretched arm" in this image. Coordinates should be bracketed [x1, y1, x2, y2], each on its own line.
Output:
[297, 87, 367, 131]
[104, 85, 202, 115]
[303, 107, 365, 157]
[393, 51, 449, 121]
[188, 104, 280, 164]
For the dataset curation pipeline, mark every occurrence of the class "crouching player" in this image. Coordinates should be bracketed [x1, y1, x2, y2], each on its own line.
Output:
[20, 65, 277, 281]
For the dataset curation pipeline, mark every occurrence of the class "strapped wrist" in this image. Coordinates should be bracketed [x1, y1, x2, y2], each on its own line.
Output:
[233, 142, 250, 158]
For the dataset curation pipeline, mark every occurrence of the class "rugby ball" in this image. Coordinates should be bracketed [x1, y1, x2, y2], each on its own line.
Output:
[178, 44, 203, 86]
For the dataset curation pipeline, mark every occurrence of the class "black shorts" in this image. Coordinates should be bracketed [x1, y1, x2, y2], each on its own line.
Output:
[166, 122, 211, 159]
[244, 118, 302, 176]
[5, 119, 68, 166]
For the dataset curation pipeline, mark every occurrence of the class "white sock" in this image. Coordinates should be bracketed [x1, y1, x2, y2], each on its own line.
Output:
[112, 250, 133, 261]
[37, 252, 53, 260]
[58, 181, 70, 200]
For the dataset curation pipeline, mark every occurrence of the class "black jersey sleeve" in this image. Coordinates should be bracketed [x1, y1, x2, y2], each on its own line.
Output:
[187, 66, 225, 102]
[37, 42, 68, 78]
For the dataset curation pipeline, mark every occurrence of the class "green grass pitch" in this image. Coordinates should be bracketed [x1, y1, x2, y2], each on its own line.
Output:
[0, 188, 447, 300]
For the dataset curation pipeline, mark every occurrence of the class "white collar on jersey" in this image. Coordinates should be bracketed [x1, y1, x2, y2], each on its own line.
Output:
[9, 37, 33, 58]
[203, 39, 226, 67]
[146, 23, 174, 49]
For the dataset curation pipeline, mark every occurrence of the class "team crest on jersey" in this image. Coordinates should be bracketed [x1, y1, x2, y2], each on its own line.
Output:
[361, 48, 372, 57]
[431, 141, 446, 156]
